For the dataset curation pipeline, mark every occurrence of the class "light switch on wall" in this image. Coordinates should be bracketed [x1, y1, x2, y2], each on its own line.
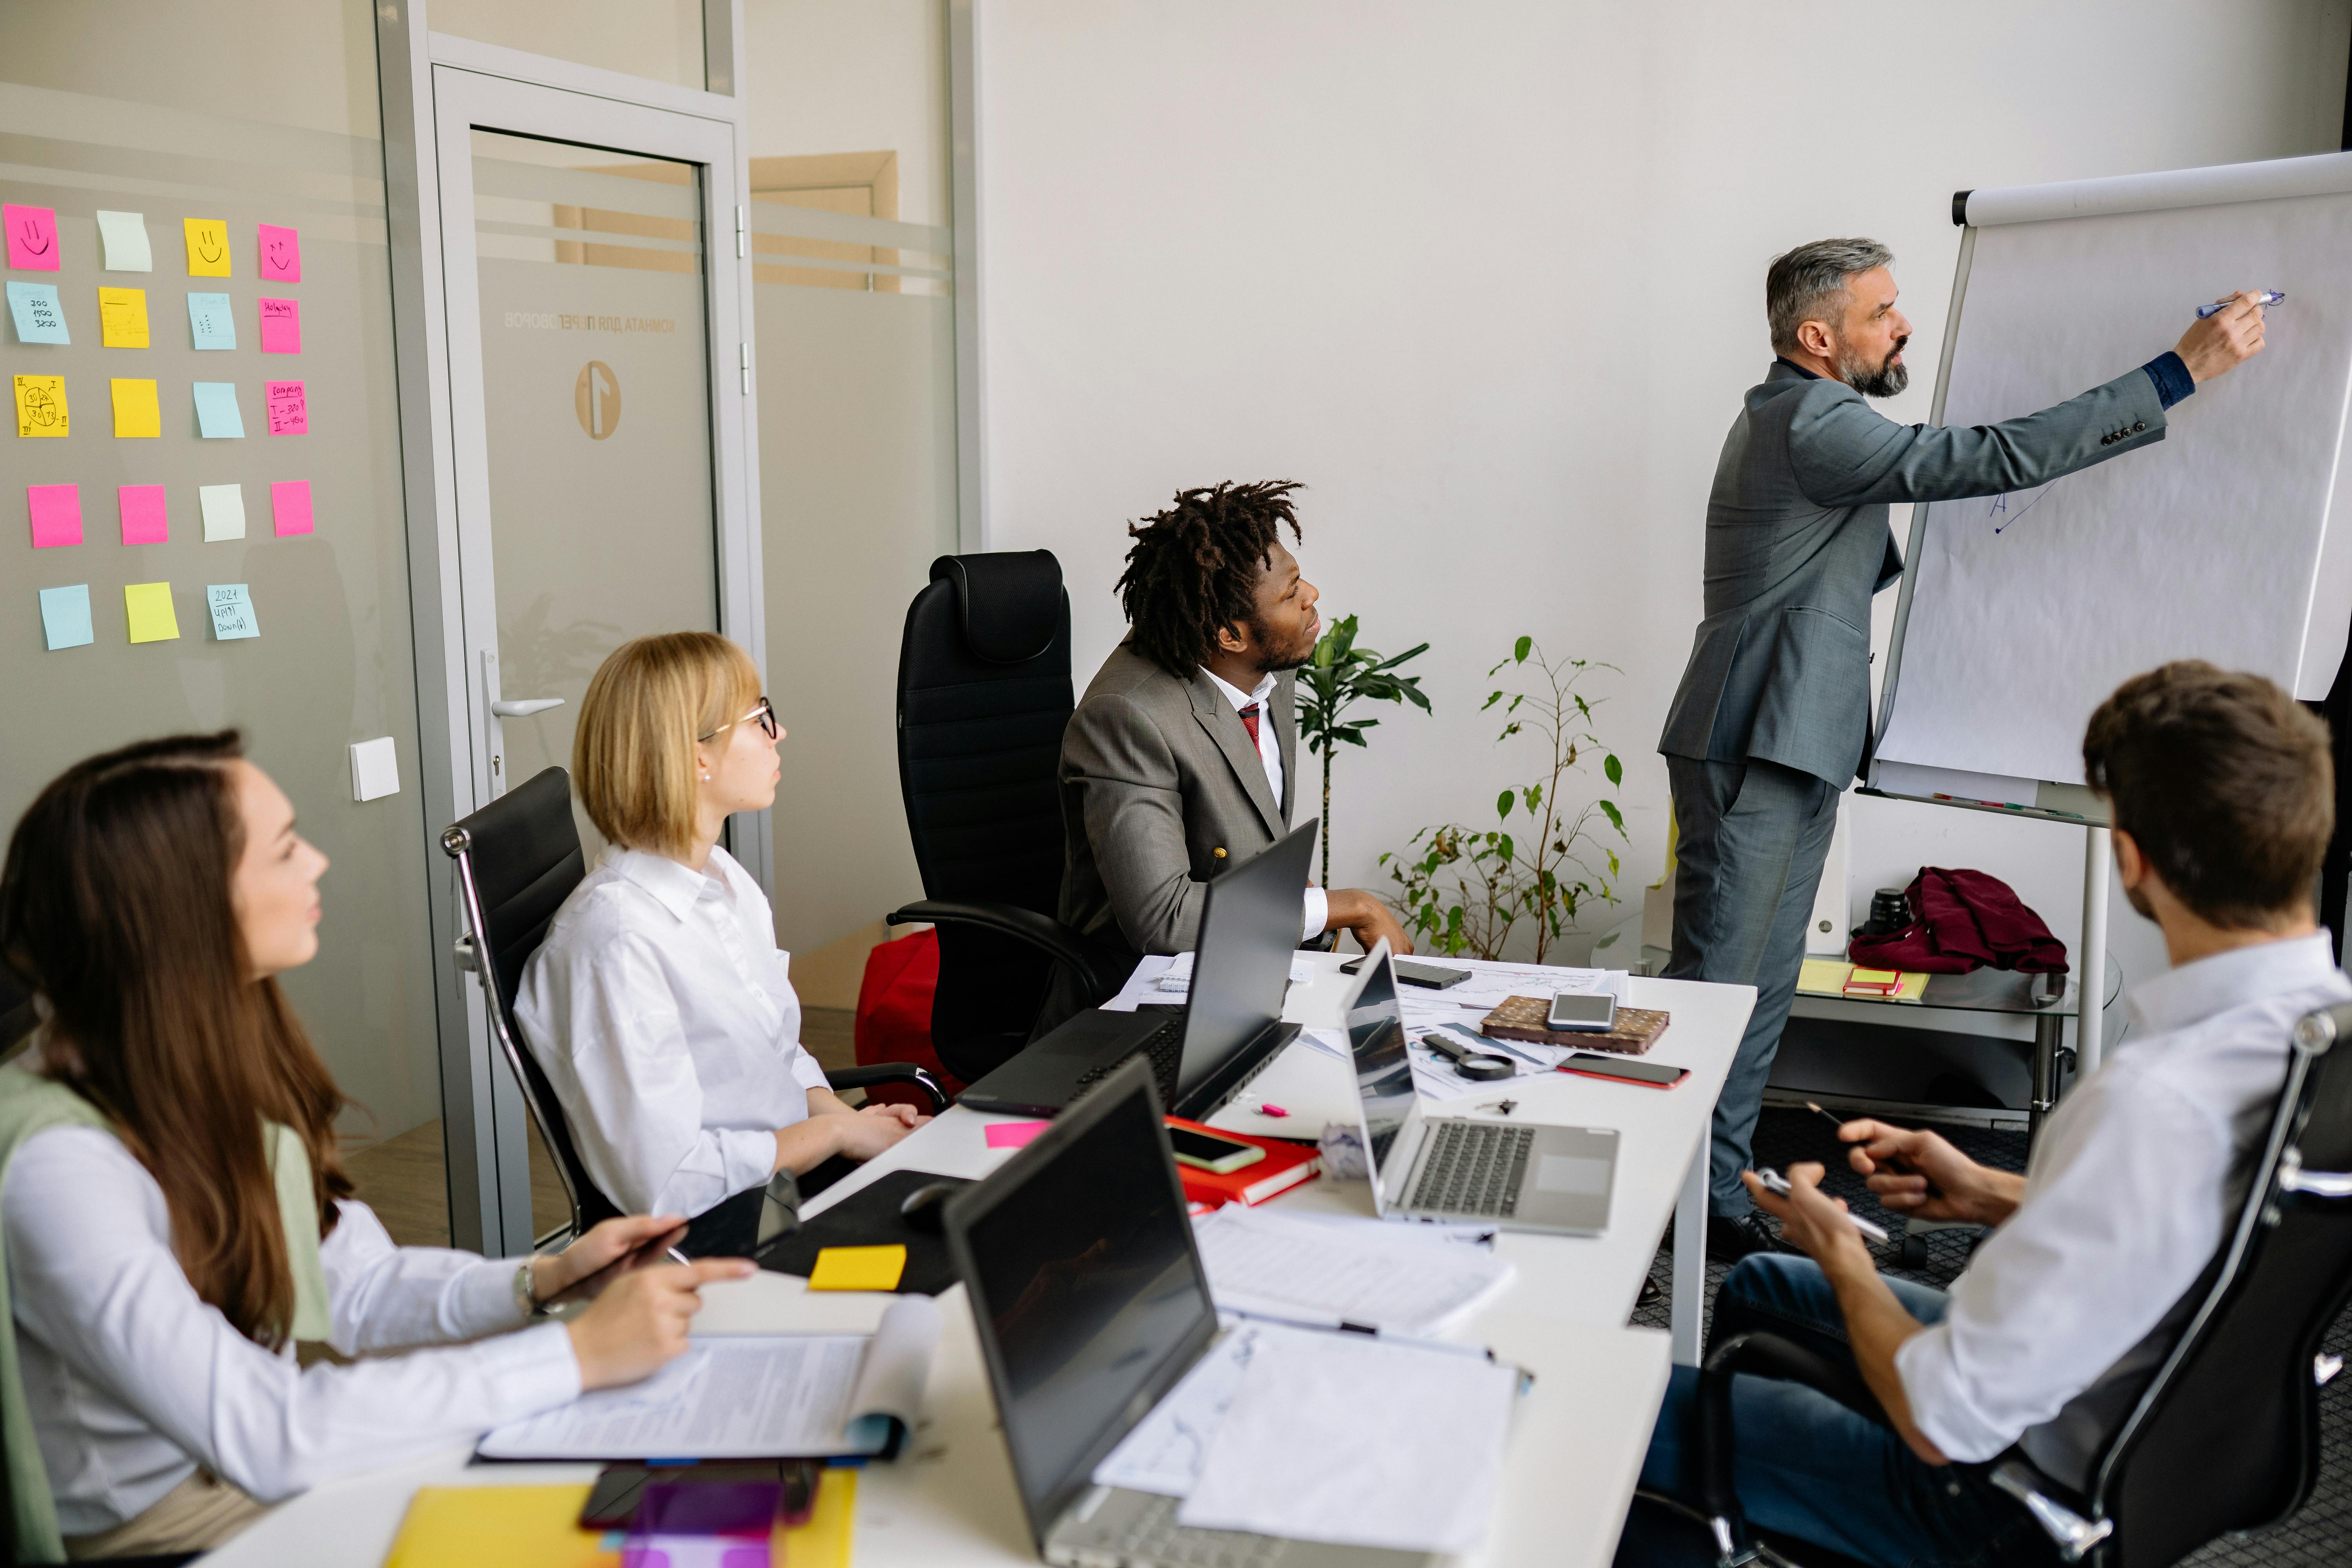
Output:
[349, 737, 399, 802]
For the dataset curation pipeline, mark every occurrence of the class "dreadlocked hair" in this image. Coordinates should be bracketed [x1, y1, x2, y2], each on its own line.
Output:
[1115, 480, 1305, 675]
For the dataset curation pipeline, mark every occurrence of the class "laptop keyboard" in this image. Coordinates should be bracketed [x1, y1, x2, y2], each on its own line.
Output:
[1406, 1121, 1536, 1217]
[1071, 1014, 1185, 1104]
[1080, 1491, 1287, 1568]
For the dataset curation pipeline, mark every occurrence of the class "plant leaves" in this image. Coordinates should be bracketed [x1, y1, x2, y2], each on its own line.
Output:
[1599, 799, 1624, 833]
[1604, 753, 1622, 786]
[1514, 635, 1532, 663]
[1496, 789, 1514, 818]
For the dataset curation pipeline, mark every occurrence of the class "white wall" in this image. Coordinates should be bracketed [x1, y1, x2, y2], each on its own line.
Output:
[975, 0, 2350, 989]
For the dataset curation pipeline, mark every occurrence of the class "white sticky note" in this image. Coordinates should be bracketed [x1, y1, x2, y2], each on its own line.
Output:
[198, 483, 245, 541]
[95, 210, 152, 272]
[350, 737, 400, 802]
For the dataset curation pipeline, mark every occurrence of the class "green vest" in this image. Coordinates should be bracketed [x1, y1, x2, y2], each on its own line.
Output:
[0, 1060, 329, 1562]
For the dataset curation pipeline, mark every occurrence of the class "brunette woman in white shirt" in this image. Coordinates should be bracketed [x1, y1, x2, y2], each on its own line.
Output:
[517, 632, 925, 1229]
[0, 732, 750, 1560]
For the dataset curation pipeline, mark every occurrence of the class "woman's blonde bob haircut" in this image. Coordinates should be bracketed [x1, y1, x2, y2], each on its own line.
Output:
[575, 632, 761, 858]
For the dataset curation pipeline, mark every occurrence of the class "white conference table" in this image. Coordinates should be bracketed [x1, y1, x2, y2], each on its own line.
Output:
[204, 961, 1753, 1567]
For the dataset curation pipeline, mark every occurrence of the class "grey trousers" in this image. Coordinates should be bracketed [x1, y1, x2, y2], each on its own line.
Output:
[1662, 755, 1840, 1216]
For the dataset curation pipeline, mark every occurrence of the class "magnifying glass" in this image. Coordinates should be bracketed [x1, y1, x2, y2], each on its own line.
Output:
[1419, 1031, 1517, 1082]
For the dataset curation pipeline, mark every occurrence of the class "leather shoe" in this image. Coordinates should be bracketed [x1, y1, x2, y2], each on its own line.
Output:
[1706, 1211, 1798, 1264]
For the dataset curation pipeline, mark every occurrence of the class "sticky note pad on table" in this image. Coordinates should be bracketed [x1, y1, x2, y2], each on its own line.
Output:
[98, 287, 150, 348]
[193, 381, 244, 438]
[984, 1120, 1050, 1150]
[5, 205, 59, 271]
[111, 379, 160, 438]
[7, 281, 68, 344]
[271, 480, 313, 536]
[95, 210, 151, 272]
[119, 485, 168, 544]
[187, 292, 234, 350]
[124, 582, 179, 644]
[27, 485, 80, 548]
[200, 483, 246, 541]
[259, 297, 300, 354]
[806, 1244, 907, 1292]
[14, 375, 68, 437]
[265, 380, 307, 434]
[183, 217, 230, 277]
[258, 223, 301, 283]
[38, 585, 93, 651]
[207, 583, 259, 641]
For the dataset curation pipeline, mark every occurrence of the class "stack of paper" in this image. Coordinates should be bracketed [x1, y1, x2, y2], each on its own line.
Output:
[1191, 1205, 1514, 1334]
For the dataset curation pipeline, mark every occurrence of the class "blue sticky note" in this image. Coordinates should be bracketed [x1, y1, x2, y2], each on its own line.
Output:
[192, 381, 244, 438]
[38, 584, 93, 651]
[206, 583, 259, 641]
[7, 281, 69, 344]
[186, 291, 235, 350]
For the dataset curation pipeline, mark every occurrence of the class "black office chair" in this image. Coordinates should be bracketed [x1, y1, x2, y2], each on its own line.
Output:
[887, 552, 1125, 1083]
[1651, 997, 2352, 1568]
[441, 767, 946, 1255]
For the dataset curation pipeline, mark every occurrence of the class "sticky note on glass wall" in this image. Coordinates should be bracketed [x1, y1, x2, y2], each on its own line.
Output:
[199, 483, 245, 541]
[111, 379, 160, 438]
[27, 484, 81, 548]
[193, 381, 244, 438]
[271, 480, 313, 537]
[183, 218, 230, 278]
[96, 210, 152, 272]
[38, 585, 93, 651]
[14, 374, 68, 437]
[7, 281, 68, 344]
[187, 292, 235, 350]
[265, 381, 307, 435]
[119, 484, 168, 544]
[258, 223, 300, 283]
[124, 582, 179, 644]
[5, 205, 59, 272]
[98, 287, 149, 348]
[258, 298, 300, 354]
[206, 583, 259, 641]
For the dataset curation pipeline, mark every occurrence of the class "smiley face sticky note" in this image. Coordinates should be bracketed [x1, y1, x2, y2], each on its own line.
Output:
[7, 281, 67, 344]
[258, 298, 300, 354]
[270, 480, 313, 537]
[183, 218, 230, 278]
[98, 287, 149, 348]
[265, 381, 307, 435]
[27, 485, 81, 548]
[14, 375, 67, 437]
[207, 584, 259, 641]
[119, 485, 167, 544]
[806, 1245, 907, 1292]
[5, 205, 59, 271]
[193, 381, 244, 438]
[124, 582, 179, 644]
[199, 483, 245, 541]
[95, 211, 152, 272]
[258, 223, 300, 283]
[111, 379, 160, 438]
[38, 585, 93, 651]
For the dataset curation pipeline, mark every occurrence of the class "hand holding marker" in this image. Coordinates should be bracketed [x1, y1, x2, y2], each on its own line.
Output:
[2197, 290, 2283, 318]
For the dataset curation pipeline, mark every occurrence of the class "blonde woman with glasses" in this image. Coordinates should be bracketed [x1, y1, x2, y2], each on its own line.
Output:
[519, 632, 926, 1228]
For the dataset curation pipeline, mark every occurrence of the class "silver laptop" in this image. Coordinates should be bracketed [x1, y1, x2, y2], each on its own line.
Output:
[1343, 940, 1617, 1234]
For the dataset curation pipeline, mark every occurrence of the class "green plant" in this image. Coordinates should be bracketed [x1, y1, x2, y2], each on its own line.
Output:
[1379, 637, 1626, 963]
[1296, 613, 1432, 887]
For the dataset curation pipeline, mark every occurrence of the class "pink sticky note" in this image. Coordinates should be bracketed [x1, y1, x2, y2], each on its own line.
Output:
[264, 380, 307, 435]
[257, 223, 301, 283]
[5, 205, 59, 271]
[27, 484, 81, 548]
[983, 1120, 1051, 1150]
[270, 480, 313, 537]
[118, 485, 168, 545]
[258, 297, 300, 354]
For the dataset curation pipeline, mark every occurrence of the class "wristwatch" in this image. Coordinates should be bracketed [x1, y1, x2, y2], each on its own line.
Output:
[513, 1259, 555, 1320]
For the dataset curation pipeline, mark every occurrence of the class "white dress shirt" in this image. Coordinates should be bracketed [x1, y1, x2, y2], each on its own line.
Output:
[1199, 666, 1328, 940]
[1895, 931, 2351, 1486]
[3, 1118, 579, 1535]
[517, 844, 830, 1218]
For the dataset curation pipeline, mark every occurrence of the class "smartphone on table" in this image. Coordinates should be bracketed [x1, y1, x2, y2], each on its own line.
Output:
[579, 1460, 818, 1530]
[1166, 1125, 1266, 1173]
[1556, 1052, 1687, 1089]
[1340, 955, 1470, 989]
[1546, 991, 1618, 1032]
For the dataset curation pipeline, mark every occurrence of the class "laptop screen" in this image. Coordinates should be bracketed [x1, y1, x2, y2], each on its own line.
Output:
[1348, 946, 1416, 1172]
[953, 1062, 1217, 1540]
[1176, 820, 1316, 1098]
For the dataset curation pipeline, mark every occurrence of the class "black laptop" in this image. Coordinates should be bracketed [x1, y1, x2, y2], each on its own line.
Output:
[958, 820, 1314, 1121]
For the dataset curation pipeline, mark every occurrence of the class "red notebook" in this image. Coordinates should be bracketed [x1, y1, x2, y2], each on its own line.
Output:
[1165, 1117, 1321, 1209]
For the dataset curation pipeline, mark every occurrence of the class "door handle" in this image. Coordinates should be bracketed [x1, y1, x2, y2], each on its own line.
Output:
[490, 698, 564, 718]
[480, 650, 565, 800]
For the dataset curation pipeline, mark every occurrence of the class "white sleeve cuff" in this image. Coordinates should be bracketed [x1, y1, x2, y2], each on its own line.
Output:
[1302, 887, 1330, 942]
[787, 1044, 832, 1093]
[714, 1127, 782, 1209]
[1893, 1321, 2015, 1463]
[481, 1320, 586, 1419]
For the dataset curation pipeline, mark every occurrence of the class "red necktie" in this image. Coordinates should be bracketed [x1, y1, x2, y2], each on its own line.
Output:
[1238, 702, 1261, 747]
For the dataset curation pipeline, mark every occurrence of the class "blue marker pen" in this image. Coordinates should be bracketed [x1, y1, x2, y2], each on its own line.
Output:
[2197, 291, 2284, 318]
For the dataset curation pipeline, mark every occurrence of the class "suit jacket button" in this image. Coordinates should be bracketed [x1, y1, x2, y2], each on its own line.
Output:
[2134, 421, 2145, 432]
[1213, 847, 1227, 859]
[2100, 435, 2112, 445]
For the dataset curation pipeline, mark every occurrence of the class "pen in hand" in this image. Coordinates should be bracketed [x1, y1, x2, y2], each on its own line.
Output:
[2196, 290, 2283, 318]
[1807, 1100, 1941, 1200]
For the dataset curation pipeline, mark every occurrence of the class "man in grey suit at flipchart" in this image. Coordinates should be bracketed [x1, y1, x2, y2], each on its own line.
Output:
[1658, 237, 2269, 1261]
[1042, 480, 1413, 1032]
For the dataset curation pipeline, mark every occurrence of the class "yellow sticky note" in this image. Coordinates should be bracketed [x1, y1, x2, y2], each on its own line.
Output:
[806, 1243, 907, 1291]
[183, 217, 230, 277]
[13, 374, 67, 437]
[383, 1486, 615, 1568]
[124, 582, 179, 644]
[97, 286, 149, 348]
[111, 378, 160, 438]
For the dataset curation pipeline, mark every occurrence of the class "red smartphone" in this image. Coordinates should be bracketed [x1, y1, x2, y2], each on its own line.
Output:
[1556, 1052, 1688, 1089]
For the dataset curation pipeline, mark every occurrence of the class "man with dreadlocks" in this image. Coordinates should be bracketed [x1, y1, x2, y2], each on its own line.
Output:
[1041, 480, 1412, 1031]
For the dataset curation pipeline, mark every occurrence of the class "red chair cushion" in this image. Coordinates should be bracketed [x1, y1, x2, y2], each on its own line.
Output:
[852, 928, 965, 1104]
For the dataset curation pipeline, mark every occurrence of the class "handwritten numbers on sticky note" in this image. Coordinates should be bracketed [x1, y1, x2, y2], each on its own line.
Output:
[270, 480, 314, 537]
[183, 218, 230, 278]
[192, 381, 244, 439]
[124, 582, 179, 644]
[265, 381, 307, 435]
[95, 211, 152, 272]
[111, 379, 160, 439]
[258, 297, 301, 354]
[257, 223, 300, 283]
[806, 1245, 907, 1292]
[207, 584, 259, 641]
[186, 292, 235, 350]
[199, 483, 246, 541]
[98, 287, 150, 348]
[7, 281, 68, 344]
[5, 205, 59, 272]
[27, 485, 81, 548]
[119, 485, 168, 544]
[38, 585, 93, 651]
[14, 375, 68, 437]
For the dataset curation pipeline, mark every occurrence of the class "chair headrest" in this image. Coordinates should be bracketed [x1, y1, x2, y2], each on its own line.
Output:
[931, 551, 1063, 664]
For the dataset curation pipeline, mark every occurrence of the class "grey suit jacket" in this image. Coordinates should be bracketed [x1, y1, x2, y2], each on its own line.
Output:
[1657, 358, 2168, 785]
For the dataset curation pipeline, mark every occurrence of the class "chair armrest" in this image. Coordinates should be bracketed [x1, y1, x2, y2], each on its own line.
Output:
[1697, 1331, 1889, 1553]
[1986, 1457, 2111, 1562]
[827, 1063, 951, 1115]
[887, 899, 1123, 1003]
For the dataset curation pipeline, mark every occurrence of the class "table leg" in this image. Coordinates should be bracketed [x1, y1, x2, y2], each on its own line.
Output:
[1672, 1139, 1706, 1366]
[2029, 1013, 2061, 1152]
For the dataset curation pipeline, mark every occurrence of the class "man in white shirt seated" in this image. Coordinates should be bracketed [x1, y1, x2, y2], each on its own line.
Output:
[1630, 660, 2349, 1567]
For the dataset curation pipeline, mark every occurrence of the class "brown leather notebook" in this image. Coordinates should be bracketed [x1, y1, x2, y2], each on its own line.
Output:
[1479, 994, 1670, 1056]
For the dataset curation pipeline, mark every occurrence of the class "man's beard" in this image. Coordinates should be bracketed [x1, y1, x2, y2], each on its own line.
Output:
[1250, 617, 1316, 674]
[1840, 336, 1910, 399]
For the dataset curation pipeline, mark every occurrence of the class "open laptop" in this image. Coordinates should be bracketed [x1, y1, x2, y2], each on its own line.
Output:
[958, 820, 1314, 1122]
[1344, 940, 1618, 1234]
[945, 1056, 1430, 1568]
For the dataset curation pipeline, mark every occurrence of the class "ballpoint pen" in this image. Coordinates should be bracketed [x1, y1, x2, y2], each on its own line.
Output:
[2196, 290, 2283, 318]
